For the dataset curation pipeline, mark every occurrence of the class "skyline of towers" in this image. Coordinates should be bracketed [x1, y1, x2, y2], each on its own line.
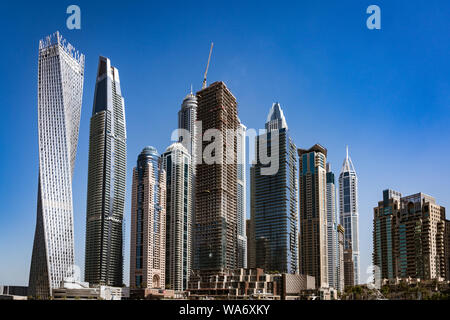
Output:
[339, 146, 360, 285]
[161, 143, 192, 291]
[130, 147, 166, 289]
[194, 81, 239, 272]
[250, 103, 299, 274]
[84, 56, 127, 287]
[298, 144, 329, 289]
[29, 32, 85, 298]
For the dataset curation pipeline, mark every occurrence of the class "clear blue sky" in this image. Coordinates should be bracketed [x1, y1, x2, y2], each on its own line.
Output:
[0, 0, 449, 286]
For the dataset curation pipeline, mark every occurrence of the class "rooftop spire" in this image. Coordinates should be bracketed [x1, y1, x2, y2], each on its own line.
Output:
[265, 102, 288, 131]
[341, 145, 356, 173]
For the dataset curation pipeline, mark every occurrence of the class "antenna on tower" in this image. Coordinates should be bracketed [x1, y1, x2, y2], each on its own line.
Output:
[202, 42, 214, 89]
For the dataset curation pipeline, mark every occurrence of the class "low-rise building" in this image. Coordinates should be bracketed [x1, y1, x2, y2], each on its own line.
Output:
[188, 268, 315, 300]
[52, 279, 123, 300]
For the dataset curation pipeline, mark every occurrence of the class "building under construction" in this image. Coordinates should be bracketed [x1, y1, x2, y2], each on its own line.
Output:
[194, 81, 239, 275]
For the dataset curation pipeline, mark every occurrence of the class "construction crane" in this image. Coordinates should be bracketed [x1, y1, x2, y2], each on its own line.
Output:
[202, 42, 214, 89]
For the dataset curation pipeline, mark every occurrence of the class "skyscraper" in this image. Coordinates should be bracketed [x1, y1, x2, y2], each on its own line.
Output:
[298, 144, 328, 289]
[161, 143, 192, 291]
[339, 146, 360, 285]
[178, 89, 199, 171]
[85, 56, 127, 287]
[373, 190, 447, 280]
[337, 224, 345, 292]
[130, 147, 166, 289]
[372, 189, 402, 280]
[237, 121, 247, 268]
[178, 91, 198, 272]
[194, 81, 239, 272]
[326, 163, 338, 290]
[29, 32, 85, 298]
[251, 103, 298, 274]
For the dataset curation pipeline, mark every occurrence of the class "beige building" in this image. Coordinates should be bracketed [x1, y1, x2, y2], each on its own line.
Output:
[130, 147, 166, 290]
[337, 224, 345, 292]
[373, 190, 447, 281]
[298, 144, 329, 289]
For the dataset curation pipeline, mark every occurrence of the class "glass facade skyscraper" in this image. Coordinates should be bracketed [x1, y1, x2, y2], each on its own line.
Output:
[29, 32, 84, 298]
[251, 103, 298, 274]
[339, 146, 360, 285]
[84, 57, 127, 287]
[162, 143, 192, 291]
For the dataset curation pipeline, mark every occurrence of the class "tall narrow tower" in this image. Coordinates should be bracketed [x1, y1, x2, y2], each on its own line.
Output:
[178, 91, 198, 272]
[339, 146, 360, 285]
[237, 120, 247, 268]
[130, 147, 166, 289]
[162, 143, 192, 291]
[326, 163, 338, 289]
[29, 32, 85, 298]
[251, 103, 298, 274]
[85, 56, 127, 287]
[194, 81, 239, 273]
[298, 144, 329, 289]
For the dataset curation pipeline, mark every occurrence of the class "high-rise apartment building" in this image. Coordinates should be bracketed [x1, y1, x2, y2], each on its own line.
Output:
[373, 190, 447, 280]
[343, 247, 354, 288]
[84, 57, 127, 287]
[130, 147, 166, 289]
[178, 91, 198, 272]
[372, 189, 402, 280]
[445, 220, 450, 281]
[298, 144, 328, 289]
[339, 146, 360, 285]
[326, 163, 338, 289]
[161, 143, 192, 291]
[178, 90, 199, 171]
[246, 219, 255, 269]
[251, 103, 298, 274]
[337, 224, 345, 292]
[29, 32, 85, 298]
[194, 81, 239, 272]
[237, 121, 247, 268]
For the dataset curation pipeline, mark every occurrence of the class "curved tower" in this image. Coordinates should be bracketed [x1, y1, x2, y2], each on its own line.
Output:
[29, 32, 85, 298]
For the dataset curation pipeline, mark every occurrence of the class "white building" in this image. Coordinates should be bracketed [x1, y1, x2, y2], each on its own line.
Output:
[339, 146, 360, 285]
[161, 143, 192, 291]
[29, 31, 85, 298]
[326, 163, 338, 290]
[53, 278, 123, 300]
[237, 121, 247, 268]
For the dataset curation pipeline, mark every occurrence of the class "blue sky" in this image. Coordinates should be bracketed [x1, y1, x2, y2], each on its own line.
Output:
[0, 0, 449, 286]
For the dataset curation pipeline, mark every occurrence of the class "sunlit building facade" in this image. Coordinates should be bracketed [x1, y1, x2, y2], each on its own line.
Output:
[29, 32, 85, 298]
[339, 147, 360, 285]
[130, 147, 166, 289]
